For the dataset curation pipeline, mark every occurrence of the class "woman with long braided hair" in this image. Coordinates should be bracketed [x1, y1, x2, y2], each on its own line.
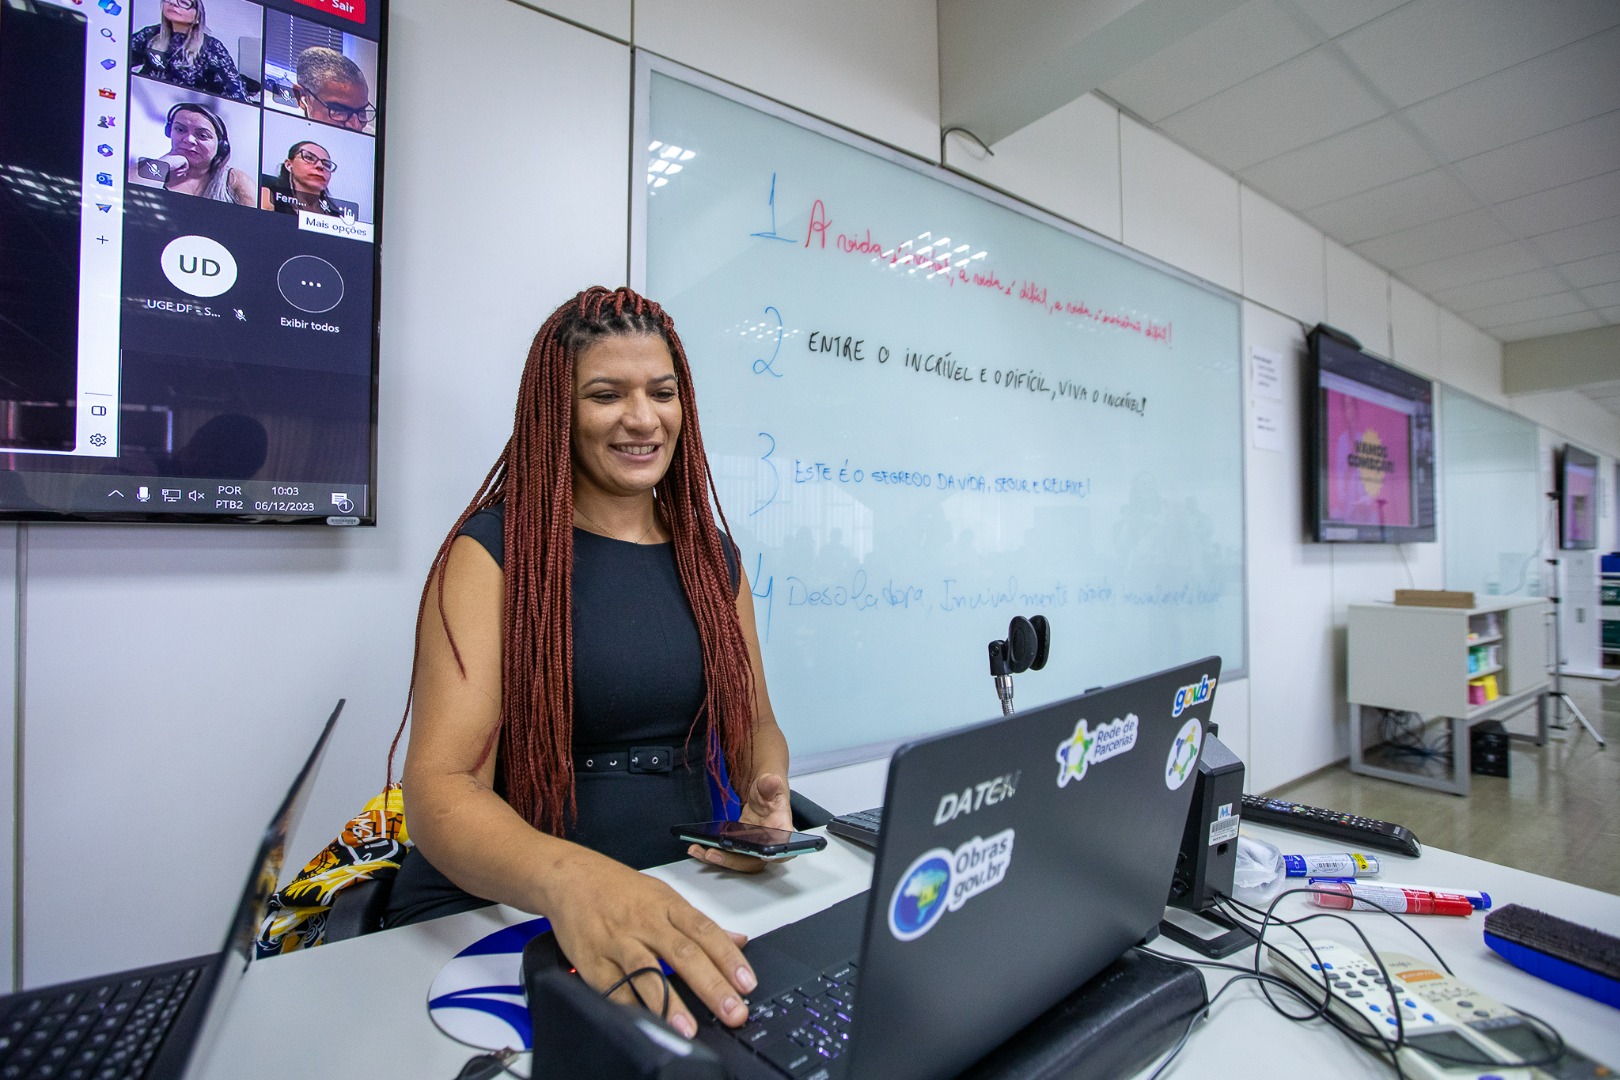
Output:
[387, 286, 791, 1036]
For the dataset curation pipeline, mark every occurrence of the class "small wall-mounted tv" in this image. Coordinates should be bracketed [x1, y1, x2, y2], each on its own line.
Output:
[0, 0, 387, 525]
[1305, 324, 1436, 543]
[1559, 443, 1598, 550]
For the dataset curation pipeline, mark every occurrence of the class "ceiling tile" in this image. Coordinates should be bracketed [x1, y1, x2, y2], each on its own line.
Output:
[1494, 169, 1620, 237]
[1580, 282, 1620, 308]
[1451, 109, 1620, 204]
[1336, 0, 1620, 108]
[1285, 0, 1408, 38]
[1490, 310, 1605, 340]
[1529, 213, 1620, 263]
[1559, 252, 1620, 287]
[1432, 268, 1567, 312]
[1398, 241, 1546, 292]
[1160, 48, 1386, 170]
[1101, 0, 1315, 123]
[1402, 25, 1620, 160]
[1305, 168, 1479, 244]
[1353, 208, 1513, 268]
[1240, 116, 1434, 208]
[1472, 291, 1591, 328]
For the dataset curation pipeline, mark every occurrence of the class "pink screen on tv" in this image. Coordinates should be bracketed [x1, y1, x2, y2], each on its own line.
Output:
[1324, 388, 1414, 527]
[1565, 461, 1596, 543]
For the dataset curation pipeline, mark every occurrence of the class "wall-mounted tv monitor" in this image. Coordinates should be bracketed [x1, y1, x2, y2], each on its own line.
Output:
[0, 0, 386, 524]
[1306, 324, 1436, 543]
[1559, 443, 1598, 551]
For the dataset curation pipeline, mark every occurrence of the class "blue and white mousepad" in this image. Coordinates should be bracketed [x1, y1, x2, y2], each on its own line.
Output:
[428, 916, 552, 1050]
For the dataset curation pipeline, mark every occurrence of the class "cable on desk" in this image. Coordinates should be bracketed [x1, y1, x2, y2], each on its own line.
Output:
[600, 965, 673, 1020]
[1185, 888, 1568, 1074]
[452, 967, 678, 1080]
[1132, 952, 1342, 1080]
[1219, 889, 1453, 976]
[454, 1047, 523, 1080]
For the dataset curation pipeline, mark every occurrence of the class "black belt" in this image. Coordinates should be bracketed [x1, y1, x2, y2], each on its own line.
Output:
[574, 743, 701, 775]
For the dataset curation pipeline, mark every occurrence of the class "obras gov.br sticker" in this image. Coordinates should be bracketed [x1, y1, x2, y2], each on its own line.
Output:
[888, 829, 1014, 942]
[1054, 714, 1138, 788]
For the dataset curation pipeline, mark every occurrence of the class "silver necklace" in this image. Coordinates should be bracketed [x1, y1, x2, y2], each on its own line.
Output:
[574, 506, 658, 544]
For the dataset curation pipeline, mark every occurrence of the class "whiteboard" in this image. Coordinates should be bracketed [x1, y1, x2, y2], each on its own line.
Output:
[636, 62, 1245, 759]
[1440, 385, 1544, 598]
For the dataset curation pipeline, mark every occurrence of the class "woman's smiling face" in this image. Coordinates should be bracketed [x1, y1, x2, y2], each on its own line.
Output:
[570, 334, 682, 502]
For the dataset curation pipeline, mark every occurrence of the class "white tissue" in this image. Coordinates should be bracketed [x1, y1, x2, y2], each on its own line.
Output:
[1233, 831, 1286, 904]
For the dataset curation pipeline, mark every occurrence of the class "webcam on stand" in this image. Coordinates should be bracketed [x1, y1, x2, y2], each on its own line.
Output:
[987, 615, 1051, 716]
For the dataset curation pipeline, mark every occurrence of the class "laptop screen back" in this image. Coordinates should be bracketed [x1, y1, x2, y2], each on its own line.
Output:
[849, 659, 1220, 1080]
[179, 700, 344, 1079]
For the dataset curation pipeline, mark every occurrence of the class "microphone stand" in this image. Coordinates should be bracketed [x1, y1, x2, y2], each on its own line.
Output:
[988, 641, 1017, 716]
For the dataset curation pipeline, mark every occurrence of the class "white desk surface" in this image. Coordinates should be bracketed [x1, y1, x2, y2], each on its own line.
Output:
[197, 762, 1620, 1078]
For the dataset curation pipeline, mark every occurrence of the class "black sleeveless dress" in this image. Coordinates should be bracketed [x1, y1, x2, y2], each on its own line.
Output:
[383, 505, 740, 927]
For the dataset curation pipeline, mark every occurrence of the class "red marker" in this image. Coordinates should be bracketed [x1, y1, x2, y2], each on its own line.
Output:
[1308, 882, 1474, 917]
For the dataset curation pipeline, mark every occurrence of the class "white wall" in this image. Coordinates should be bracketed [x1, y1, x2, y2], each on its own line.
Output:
[5, 0, 1620, 987]
[11, 0, 629, 989]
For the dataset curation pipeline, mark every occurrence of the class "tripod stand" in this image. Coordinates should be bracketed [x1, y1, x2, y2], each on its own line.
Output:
[1544, 552, 1608, 749]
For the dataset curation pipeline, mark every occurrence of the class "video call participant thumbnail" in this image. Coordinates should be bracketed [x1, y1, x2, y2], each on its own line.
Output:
[293, 46, 376, 132]
[129, 0, 257, 103]
[259, 140, 348, 217]
[259, 108, 375, 225]
[133, 101, 256, 205]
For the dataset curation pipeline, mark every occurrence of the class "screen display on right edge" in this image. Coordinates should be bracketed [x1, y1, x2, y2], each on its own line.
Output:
[1561, 444, 1598, 550]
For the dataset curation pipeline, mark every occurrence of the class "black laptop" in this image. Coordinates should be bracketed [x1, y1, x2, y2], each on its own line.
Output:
[0, 700, 344, 1080]
[688, 658, 1221, 1080]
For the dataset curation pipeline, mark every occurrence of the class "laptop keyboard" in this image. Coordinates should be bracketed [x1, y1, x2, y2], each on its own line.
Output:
[717, 959, 858, 1078]
[0, 965, 201, 1080]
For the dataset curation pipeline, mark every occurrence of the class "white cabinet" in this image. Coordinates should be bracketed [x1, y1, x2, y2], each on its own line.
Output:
[1346, 597, 1549, 795]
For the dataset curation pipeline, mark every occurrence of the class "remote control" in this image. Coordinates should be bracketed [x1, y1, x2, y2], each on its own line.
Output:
[1378, 954, 1616, 1080]
[1267, 940, 1527, 1080]
[1241, 794, 1422, 857]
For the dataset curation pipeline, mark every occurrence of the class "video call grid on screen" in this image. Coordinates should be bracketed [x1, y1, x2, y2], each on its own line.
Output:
[0, 0, 385, 523]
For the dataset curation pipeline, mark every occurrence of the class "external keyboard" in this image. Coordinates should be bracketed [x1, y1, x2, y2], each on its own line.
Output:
[718, 959, 858, 1077]
[1241, 794, 1422, 857]
[826, 808, 882, 849]
[0, 965, 200, 1080]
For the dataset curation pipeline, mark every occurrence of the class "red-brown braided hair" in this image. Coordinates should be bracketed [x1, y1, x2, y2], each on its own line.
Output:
[388, 286, 756, 835]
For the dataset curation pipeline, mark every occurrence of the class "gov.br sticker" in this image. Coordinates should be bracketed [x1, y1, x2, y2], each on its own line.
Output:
[1164, 718, 1202, 790]
[888, 830, 1015, 942]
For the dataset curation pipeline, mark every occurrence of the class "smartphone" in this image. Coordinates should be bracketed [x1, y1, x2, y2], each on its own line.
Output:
[671, 820, 827, 859]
